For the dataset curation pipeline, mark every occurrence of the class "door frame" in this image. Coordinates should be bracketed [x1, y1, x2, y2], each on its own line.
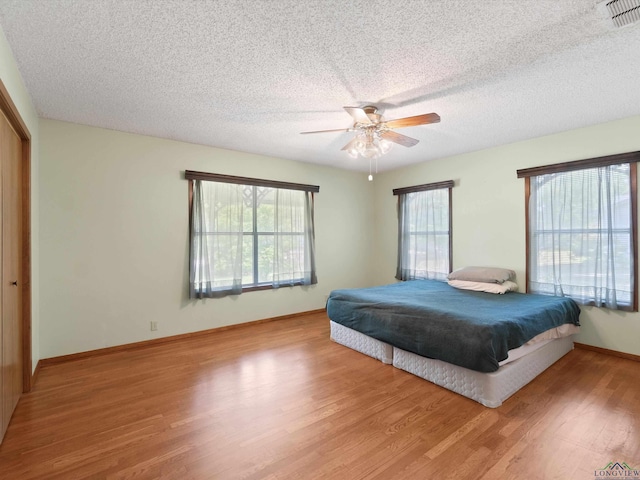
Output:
[0, 79, 32, 393]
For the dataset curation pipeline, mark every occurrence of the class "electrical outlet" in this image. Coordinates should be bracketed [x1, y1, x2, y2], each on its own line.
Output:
[150, 321, 158, 331]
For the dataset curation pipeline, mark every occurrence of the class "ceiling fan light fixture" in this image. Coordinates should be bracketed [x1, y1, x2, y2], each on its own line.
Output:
[348, 131, 390, 160]
[301, 105, 440, 181]
[379, 137, 393, 155]
[362, 142, 380, 159]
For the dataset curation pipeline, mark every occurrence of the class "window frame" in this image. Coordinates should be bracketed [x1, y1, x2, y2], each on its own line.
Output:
[517, 151, 639, 311]
[393, 180, 454, 281]
[186, 170, 319, 295]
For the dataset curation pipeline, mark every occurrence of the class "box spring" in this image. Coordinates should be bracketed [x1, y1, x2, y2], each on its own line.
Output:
[330, 320, 393, 364]
[329, 320, 573, 407]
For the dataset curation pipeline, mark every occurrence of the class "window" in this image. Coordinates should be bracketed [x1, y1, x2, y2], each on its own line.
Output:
[394, 180, 453, 281]
[518, 152, 639, 311]
[186, 171, 318, 298]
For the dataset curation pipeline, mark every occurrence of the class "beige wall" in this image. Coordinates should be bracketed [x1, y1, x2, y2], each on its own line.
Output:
[0, 27, 40, 371]
[39, 115, 640, 359]
[39, 119, 375, 358]
[373, 114, 640, 357]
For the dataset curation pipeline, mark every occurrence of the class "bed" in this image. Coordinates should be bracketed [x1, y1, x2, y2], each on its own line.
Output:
[326, 279, 580, 407]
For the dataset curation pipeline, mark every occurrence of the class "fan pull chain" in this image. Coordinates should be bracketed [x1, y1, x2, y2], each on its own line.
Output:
[367, 154, 379, 182]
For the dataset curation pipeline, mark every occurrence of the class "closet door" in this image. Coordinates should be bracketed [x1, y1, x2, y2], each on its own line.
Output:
[0, 109, 23, 442]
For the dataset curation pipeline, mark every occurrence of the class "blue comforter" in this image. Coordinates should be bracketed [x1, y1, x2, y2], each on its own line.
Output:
[326, 280, 580, 372]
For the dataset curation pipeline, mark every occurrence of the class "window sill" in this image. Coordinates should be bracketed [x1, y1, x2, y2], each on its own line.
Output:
[242, 282, 306, 293]
[192, 281, 308, 298]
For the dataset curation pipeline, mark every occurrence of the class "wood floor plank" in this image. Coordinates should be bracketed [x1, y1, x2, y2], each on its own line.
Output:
[1, 311, 639, 479]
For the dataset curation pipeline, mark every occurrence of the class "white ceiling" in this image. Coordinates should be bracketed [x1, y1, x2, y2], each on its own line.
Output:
[1, 0, 639, 172]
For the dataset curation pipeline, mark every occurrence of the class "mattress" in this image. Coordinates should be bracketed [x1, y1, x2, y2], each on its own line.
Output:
[498, 323, 579, 366]
[329, 320, 575, 407]
[327, 279, 580, 372]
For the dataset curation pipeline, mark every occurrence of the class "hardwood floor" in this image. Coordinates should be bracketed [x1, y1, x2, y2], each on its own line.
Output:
[0, 311, 638, 479]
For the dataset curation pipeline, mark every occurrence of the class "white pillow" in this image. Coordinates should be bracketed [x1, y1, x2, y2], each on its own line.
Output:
[447, 266, 516, 284]
[448, 279, 519, 294]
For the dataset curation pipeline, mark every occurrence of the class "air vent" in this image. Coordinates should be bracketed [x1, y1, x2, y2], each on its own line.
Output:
[600, 0, 640, 27]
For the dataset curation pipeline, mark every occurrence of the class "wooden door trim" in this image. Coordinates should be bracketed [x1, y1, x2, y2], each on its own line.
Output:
[0, 79, 32, 393]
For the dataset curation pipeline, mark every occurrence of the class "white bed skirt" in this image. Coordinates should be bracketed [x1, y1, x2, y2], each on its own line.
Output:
[329, 320, 574, 407]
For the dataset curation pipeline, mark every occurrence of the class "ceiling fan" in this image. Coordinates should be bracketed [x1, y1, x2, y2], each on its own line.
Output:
[300, 106, 441, 160]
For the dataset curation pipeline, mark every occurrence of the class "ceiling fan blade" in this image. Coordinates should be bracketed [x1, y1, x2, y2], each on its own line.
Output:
[379, 130, 419, 147]
[344, 107, 374, 125]
[384, 113, 440, 129]
[300, 128, 351, 134]
[341, 137, 359, 151]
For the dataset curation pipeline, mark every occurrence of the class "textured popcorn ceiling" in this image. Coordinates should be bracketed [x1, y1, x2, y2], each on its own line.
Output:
[0, 0, 639, 172]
